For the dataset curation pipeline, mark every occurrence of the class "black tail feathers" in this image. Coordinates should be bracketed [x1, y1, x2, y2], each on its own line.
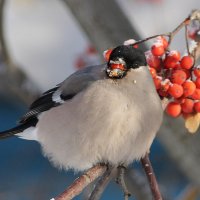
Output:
[0, 118, 38, 139]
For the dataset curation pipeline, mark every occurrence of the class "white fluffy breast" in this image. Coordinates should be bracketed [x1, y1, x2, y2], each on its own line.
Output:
[34, 67, 163, 171]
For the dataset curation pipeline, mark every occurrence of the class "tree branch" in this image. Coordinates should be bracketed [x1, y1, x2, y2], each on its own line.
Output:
[51, 164, 107, 200]
[88, 166, 116, 200]
[141, 154, 163, 200]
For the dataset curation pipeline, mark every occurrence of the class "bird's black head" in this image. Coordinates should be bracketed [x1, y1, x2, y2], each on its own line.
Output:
[106, 45, 147, 78]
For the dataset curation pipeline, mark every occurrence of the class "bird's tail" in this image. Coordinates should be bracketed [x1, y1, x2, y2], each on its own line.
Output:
[0, 118, 38, 140]
[0, 124, 30, 139]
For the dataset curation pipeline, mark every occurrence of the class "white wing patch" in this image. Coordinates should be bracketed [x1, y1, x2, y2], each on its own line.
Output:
[52, 89, 65, 104]
[17, 127, 38, 141]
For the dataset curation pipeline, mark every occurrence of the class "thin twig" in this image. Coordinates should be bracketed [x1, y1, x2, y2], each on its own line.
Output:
[168, 17, 190, 46]
[141, 153, 163, 200]
[132, 17, 191, 48]
[88, 165, 116, 200]
[52, 164, 107, 200]
[116, 166, 131, 200]
[185, 25, 190, 55]
[132, 33, 170, 46]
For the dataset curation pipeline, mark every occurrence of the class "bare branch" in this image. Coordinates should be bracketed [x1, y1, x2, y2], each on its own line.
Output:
[88, 166, 116, 200]
[52, 165, 107, 200]
[141, 154, 163, 200]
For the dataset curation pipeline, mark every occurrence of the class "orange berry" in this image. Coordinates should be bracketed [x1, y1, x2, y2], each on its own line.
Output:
[180, 55, 194, 69]
[168, 84, 183, 98]
[194, 101, 200, 112]
[174, 62, 181, 69]
[159, 80, 170, 97]
[159, 89, 168, 97]
[182, 81, 196, 97]
[181, 98, 194, 113]
[164, 57, 177, 69]
[182, 69, 191, 79]
[145, 51, 161, 70]
[153, 76, 162, 90]
[159, 36, 168, 49]
[193, 66, 200, 78]
[103, 49, 112, 62]
[195, 78, 200, 88]
[166, 102, 181, 117]
[151, 44, 165, 56]
[171, 70, 187, 85]
[149, 67, 157, 78]
[175, 96, 186, 104]
[110, 63, 125, 70]
[191, 88, 200, 100]
[161, 80, 170, 91]
[168, 50, 181, 62]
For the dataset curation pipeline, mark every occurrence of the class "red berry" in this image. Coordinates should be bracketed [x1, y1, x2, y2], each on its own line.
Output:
[182, 81, 196, 97]
[161, 80, 170, 91]
[159, 80, 170, 97]
[153, 76, 162, 90]
[158, 36, 168, 49]
[174, 62, 181, 69]
[195, 78, 200, 88]
[145, 51, 161, 70]
[164, 56, 177, 69]
[151, 43, 165, 56]
[191, 88, 200, 100]
[181, 98, 194, 113]
[149, 67, 157, 78]
[168, 84, 183, 98]
[171, 70, 187, 85]
[193, 66, 200, 78]
[182, 69, 191, 79]
[159, 89, 168, 97]
[194, 101, 200, 112]
[164, 50, 181, 69]
[175, 96, 186, 104]
[103, 49, 112, 62]
[180, 55, 194, 69]
[166, 102, 181, 117]
[110, 63, 125, 70]
[168, 50, 181, 62]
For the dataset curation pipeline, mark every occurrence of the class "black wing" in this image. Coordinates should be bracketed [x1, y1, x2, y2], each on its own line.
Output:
[0, 64, 107, 139]
[20, 64, 107, 123]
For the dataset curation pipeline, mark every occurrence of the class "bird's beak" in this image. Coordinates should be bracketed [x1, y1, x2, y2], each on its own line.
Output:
[106, 60, 127, 78]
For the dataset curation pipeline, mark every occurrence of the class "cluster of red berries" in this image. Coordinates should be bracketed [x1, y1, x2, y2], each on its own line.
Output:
[146, 36, 200, 118]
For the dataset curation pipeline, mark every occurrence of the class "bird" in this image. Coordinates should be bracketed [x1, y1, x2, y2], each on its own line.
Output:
[0, 44, 163, 172]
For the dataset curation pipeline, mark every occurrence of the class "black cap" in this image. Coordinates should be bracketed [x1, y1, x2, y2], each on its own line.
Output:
[108, 45, 147, 69]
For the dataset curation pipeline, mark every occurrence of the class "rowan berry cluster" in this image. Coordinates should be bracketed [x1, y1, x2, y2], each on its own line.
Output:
[104, 34, 200, 119]
[146, 35, 200, 118]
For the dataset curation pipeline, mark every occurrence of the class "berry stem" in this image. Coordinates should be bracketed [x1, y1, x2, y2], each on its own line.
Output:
[168, 17, 191, 47]
[132, 33, 170, 46]
[132, 17, 191, 49]
[184, 24, 190, 55]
